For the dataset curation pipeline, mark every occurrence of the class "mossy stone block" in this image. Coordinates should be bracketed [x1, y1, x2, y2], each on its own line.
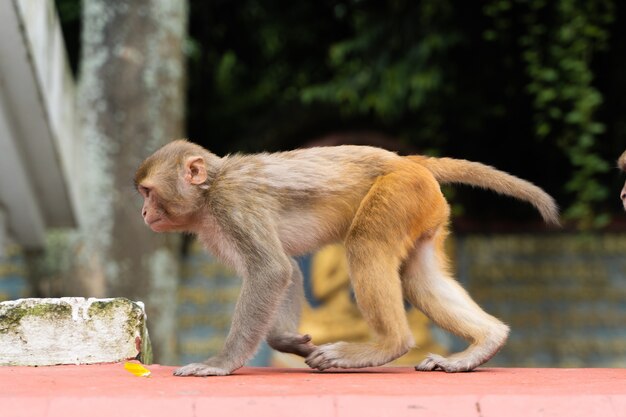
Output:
[0, 297, 152, 366]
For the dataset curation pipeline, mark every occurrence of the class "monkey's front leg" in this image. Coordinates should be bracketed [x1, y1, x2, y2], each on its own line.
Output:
[266, 259, 317, 357]
[174, 256, 293, 377]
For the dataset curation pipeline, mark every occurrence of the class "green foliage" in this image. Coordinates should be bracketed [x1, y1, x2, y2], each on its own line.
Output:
[484, 0, 615, 228]
[301, 0, 459, 122]
[186, 1, 347, 153]
[55, 0, 81, 22]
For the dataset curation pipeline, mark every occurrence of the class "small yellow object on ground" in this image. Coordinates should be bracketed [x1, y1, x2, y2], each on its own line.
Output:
[124, 362, 151, 377]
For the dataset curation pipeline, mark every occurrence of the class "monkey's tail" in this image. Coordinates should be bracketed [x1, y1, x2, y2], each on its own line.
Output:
[410, 156, 560, 226]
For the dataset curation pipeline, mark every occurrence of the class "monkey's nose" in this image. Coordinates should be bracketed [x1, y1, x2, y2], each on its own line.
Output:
[142, 208, 147, 218]
[621, 190, 626, 201]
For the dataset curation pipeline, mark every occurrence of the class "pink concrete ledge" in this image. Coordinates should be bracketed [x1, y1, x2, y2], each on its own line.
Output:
[1, 365, 625, 417]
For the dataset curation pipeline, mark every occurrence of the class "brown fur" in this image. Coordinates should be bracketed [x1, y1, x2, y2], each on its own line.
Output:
[135, 140, 558, 376]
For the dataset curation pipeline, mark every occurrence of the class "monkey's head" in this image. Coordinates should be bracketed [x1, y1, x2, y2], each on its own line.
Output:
[134, 139, 214, 232]
[619, 151, 626, 211]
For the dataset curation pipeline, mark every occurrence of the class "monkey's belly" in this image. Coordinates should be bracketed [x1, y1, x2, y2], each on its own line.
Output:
[278, 212, 346, 256]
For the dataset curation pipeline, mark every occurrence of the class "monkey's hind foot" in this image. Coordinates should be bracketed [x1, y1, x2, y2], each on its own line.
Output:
[305, 340, 412, 371]
[416, 321, 509, 372]
[416, 334, 508, 372]
[415, 353, 478, 373]
[173, 361, 234, 377]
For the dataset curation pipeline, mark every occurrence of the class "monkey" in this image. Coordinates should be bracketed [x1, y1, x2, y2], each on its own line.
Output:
[619, 150, 626, 210]
[135, 139, 559, 376]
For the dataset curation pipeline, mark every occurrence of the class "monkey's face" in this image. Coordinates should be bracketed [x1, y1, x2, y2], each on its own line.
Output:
[138, 184, 175, 232]
[136, 174, 205, 232]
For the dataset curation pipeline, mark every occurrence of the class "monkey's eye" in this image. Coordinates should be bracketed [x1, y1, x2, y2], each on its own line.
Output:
[138, 185, 151, 197]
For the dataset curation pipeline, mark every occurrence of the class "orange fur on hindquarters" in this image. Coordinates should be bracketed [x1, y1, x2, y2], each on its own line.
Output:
[308, 162, 450, 368]
[347, 161, 449, 257]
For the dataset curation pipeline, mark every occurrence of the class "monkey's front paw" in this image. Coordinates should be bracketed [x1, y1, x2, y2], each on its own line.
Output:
[305, 342, 349, 371]
[173, 362, 232, 377]
[415, 354, 474, 373]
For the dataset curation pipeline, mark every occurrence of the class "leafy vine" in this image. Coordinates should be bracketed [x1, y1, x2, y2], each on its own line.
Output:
[485, 0, 615, 228]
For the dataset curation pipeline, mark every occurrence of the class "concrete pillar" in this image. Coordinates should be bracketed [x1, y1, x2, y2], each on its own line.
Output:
[0, 205, 7, 258]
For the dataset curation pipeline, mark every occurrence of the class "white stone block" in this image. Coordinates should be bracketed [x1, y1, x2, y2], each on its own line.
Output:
[0, 297, 152, 366]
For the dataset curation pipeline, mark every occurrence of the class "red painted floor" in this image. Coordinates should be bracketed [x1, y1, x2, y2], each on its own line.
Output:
[1, 364, 625, 417]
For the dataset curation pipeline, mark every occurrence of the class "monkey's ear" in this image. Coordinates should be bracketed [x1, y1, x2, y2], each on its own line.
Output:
[184, 156, 208, 185]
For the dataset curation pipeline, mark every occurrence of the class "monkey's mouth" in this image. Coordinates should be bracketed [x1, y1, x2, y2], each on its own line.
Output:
[146, 217, 163, 227]
[147, 217, 176, 232]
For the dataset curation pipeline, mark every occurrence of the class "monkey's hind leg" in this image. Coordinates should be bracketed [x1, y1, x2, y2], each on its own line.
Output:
[304, 244, 414, 371]
[266, 258, 317, 358]
[402, 230, 509, 372]
[306, 169, 444, 371]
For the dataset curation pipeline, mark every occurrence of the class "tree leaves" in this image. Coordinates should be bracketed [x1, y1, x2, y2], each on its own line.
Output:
[485, 0, 615, 228]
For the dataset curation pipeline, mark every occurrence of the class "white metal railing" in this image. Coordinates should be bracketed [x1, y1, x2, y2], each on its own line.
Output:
[0, 0, 80, 248]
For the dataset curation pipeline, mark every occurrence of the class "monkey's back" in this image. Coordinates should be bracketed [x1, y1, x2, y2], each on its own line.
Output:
[213, 146, 410, 255]
[246, 145, 397, 190]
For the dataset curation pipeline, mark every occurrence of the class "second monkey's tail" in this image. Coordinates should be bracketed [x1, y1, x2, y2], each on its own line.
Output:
[409, 155, 560, 226]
